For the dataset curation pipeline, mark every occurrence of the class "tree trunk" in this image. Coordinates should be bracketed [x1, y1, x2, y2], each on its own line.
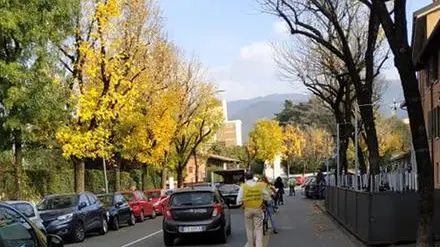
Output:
[114, 165, 121, 192]
[74, 158, 85, 193]
[396, 52, 433, 246]
[13, 130, 23, 200]
[177, 165, 183, 188]
[351, 135, 367, 174]
[358, 100, 381, 175]
[194, 151, 199, 183]
[141, 166, 148, 191]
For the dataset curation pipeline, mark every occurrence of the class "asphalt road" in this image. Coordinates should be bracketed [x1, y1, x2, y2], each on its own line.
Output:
[68, 208, 254, 247]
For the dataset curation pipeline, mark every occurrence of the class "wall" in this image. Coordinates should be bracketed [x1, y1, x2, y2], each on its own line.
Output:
[184, 155, 206, 184]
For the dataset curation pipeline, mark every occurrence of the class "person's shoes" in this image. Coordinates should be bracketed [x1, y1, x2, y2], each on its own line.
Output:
[273, 229, 278, 234]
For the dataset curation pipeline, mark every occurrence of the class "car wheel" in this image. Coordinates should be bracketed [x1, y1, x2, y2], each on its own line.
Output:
[217, 225, 227, 244]
[100, 216, 108, 235]
[112, 216, 119, 231]
[163, 231, 175, 246]
[128, 212, 136, 226]
[150, 209, 157, 219]
[138, 210, 145, 222]
[72, 221, 85, 243]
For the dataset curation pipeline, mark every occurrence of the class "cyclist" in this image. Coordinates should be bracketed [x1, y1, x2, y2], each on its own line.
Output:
[237, 171, 269, 247]
[261, 176, 278, 234]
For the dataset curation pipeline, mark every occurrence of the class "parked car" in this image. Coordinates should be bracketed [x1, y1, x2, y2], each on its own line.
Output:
[145, 189, 162, 204]
[304, 177, 326, 199]
[5, 200, 46, 234]
[217, 184, 241, 208]
[162, 186, 232, 246]
[121, 191, 156, 222]
[97, 193, 136, 230]
[0, 202, 64, 247]
[37, 192, 108, 242]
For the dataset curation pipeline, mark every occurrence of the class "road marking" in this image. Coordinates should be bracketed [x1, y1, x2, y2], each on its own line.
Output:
[120, 230, 163, 247]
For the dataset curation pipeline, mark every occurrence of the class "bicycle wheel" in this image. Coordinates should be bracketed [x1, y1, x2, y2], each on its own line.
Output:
[262, 211, 268, 235]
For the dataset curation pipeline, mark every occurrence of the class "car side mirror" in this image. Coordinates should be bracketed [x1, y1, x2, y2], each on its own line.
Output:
[115, 201, 123, 208]
[78, 202, 87, 210]
[47, 234, 64, 247]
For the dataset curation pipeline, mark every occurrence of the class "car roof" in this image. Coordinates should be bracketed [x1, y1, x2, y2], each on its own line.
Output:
[4, 200, 34, 205]
[97, 193, 119, 197]
[172, 186, 216, 194]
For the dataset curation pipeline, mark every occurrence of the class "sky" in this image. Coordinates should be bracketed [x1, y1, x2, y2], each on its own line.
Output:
[160, 0, 432, 101]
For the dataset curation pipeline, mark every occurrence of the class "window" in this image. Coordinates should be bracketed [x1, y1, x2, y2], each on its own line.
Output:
[188, 167, 193, 174]
[9, 203, 36, 218]
[427, 53, 439, 84]
[86, 193, 98, 205]
[170, 192, 214, 206]
[0, 206, 39, 247]
[428, 109, 433, 139]
[37, 195, 78, 210]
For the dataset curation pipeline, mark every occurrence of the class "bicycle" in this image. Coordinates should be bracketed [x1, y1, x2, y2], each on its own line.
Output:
[262, 202, 269, 235]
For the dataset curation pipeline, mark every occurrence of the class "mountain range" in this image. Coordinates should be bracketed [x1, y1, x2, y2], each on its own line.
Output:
[227, 79, 408, 142]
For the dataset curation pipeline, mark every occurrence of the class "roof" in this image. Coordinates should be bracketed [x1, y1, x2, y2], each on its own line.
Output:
[208, 154, 240, 163]
[213, 169, 245, 176]
[171, 186, 216, 194]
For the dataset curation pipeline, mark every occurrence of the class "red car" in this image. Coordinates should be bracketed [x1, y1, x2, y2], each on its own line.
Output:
[145, 189, 172, 215]
[122, 191, 156, 222]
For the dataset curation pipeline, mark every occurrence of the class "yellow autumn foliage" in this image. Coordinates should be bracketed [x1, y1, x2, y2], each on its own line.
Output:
[283, 124, 305, 159]
[248, 119, 283, 163]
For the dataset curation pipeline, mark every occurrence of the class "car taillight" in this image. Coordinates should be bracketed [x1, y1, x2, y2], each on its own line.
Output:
[164, 209, 173, 220]
[212, 204, 223, 217]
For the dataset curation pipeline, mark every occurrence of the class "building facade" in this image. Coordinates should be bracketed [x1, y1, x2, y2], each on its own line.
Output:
[412, 0, 440, 188]
[214, 92, 243, 147]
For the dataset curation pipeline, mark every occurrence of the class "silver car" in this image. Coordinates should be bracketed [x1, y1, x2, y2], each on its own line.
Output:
[6, 200, 46, 234]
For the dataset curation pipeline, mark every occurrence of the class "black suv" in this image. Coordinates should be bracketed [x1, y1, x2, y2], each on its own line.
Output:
[37, 192, 108, 242]
[162, 187, 232, 246]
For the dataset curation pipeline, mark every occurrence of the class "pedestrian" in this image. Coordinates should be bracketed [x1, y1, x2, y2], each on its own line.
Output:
[261, 176, 278, 234]
[274, 177, 285, 205]
[288, 177, 297, 196]
[237, 171, 269, 247]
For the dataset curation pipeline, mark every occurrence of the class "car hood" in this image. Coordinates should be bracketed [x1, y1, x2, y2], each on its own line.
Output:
[39, 208, 74, 221]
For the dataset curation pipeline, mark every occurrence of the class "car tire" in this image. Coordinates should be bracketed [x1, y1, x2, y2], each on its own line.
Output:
[72, 221, 85, 243]
[163, 231, 175, 246]
[100, 216, 108, 235]
[150, 209, 157, 219]
[112, 216, 119, 231]
[217, 225, 227, 244]
[128, 212, 136, 226]
[138, 210, 145, 222]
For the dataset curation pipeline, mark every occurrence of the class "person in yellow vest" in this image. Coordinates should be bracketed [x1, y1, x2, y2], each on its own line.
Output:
[237, 171, 270, 247]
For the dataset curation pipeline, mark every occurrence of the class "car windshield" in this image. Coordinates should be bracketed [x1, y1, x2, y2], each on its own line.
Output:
[9, 203, 35, 218]
[0, 206, 38, 246]
[170, 192, 214, 206]
[97, 195, 113, 208]
[37, 195, 78, 211]
[219, 184, 240, 193]
[122, 193, 134, 202]
[146, 191, 161, 199]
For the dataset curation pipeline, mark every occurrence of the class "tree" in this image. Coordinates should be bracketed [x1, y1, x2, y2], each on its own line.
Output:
[209, 142, 248, 166]
[0, 0, 77, 199]
[247, 119, 283, 167]
[362, 1, 434, 244]
[282, 124, 305, 173]
[57, 0, 165, 192]
[262, 0, 388, 176]
[170, 61, 224, 187]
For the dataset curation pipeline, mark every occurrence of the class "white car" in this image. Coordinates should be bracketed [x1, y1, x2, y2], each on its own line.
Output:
[6, 200, 46, 234]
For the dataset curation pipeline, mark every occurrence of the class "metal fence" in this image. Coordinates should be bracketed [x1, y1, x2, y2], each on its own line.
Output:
[326, 170, 418, 192]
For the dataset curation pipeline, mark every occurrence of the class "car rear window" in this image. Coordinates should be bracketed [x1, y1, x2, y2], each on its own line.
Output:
[219, 184, 240, 193]
[9, 203, 35, 218]
[170, 192, 214, 206]
[146, 191, 161, 199]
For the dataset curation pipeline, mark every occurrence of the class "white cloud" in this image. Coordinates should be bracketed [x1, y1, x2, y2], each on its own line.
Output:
[207, 41, 306, 101]
[273, 20, 289, 35]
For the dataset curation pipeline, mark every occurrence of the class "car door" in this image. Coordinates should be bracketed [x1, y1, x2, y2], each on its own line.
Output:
[86, 193, 102, 229]
[137, 191, 151, 215]
[115, 194, 131, 222]
[78, 194, 93, 230]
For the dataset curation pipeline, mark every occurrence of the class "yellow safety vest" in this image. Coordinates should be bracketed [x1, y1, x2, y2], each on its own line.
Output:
[241, 182, 265, 209]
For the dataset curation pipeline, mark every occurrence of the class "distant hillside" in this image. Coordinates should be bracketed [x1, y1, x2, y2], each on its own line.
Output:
[227, 81, 407, 143]
[228, 93, 309, 142]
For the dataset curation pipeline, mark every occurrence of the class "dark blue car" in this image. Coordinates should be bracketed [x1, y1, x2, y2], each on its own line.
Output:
[37, 192, 108, 243]
[97, 193, 136, 230]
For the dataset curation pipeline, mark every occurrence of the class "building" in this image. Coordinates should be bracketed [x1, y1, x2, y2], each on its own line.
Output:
[264, 155, 286, 182]
[412, 0, 440, 188]
[214, 91, 243, 147]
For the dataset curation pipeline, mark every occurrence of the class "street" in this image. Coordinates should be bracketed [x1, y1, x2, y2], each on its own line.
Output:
[67, 189, 362, 247]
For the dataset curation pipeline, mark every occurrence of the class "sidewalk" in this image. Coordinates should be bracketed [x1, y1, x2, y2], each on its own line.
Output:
[268, 192, 365, 247]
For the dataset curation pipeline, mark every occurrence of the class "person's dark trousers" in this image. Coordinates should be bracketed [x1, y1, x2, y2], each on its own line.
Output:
[289, 185, 295, 196]
[278, 191, 284, 205]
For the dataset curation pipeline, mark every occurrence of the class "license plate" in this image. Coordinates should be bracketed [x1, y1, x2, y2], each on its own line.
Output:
[180, 226, 204, 233]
